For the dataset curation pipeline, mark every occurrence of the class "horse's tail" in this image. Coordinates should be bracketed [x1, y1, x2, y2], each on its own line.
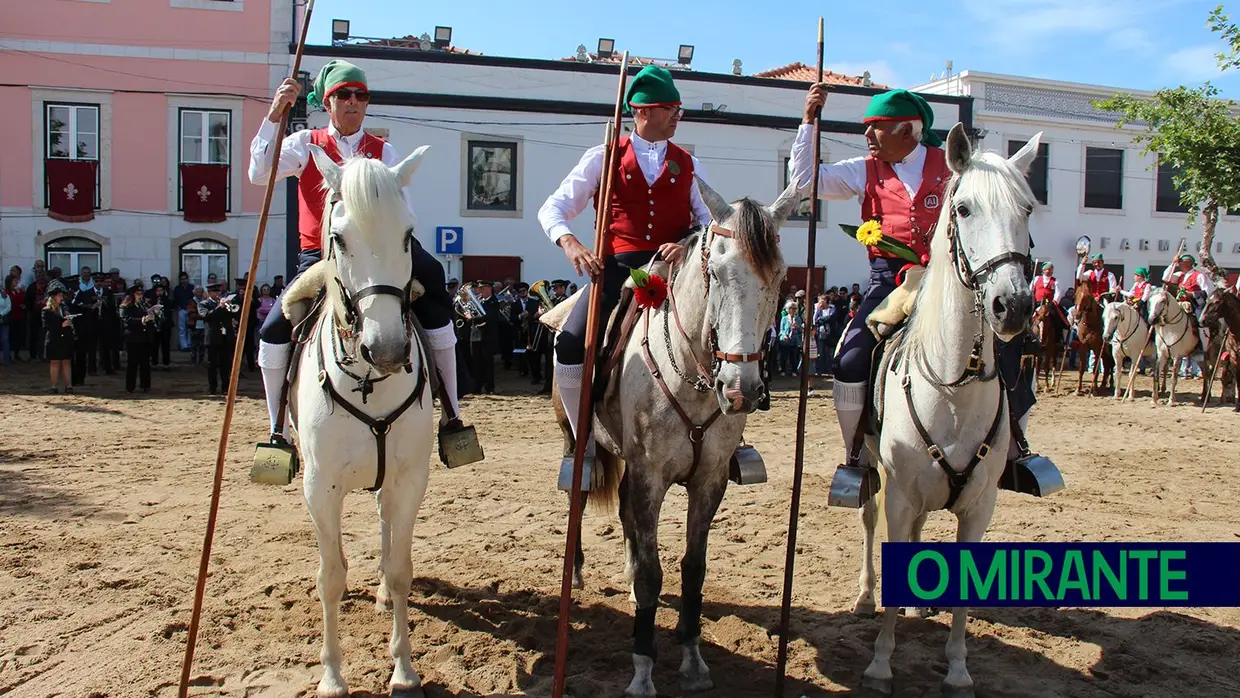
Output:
[586, 449, 623, 517]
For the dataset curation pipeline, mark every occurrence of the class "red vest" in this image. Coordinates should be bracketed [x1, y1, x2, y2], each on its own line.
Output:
[861, 146, 951, 262]
[1131, 280, 1149, 300]
[297, 128, 386, 251]
[602, 136, 694, 256]
[1033, 275, 1056, 303]
[1086, 268, 1111, 297]
[1173, 270, 1204, 293]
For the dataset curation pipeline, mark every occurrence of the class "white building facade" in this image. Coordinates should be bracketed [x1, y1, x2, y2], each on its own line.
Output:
[285, 44, 973, 293]
[915, 70, 1240, 288]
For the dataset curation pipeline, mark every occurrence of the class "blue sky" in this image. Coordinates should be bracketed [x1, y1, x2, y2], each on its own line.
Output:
[307, 0, 1240, 97]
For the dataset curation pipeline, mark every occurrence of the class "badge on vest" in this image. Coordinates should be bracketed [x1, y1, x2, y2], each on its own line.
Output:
[667, 160, 681, 176]
[924, 194, 940, 209]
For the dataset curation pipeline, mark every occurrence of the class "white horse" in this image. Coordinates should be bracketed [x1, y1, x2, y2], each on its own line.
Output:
[555, 179, 796, 697]
[1102, 300, 1154, 401]
[1147, 286, 1201, 406]
[283, 144, 436, 698]
[855, 123, 1040, 697]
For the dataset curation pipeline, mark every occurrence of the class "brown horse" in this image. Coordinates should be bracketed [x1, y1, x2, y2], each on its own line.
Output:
[1201, 289, 1240, 410]
[1032, 301, 1063, 392]
[1072, 285, 1114, 395]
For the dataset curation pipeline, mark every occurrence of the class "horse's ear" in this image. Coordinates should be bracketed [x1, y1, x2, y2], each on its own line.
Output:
[694, 174, 735, 225]
[1008, 131, 1043, 176]
[945, 122, 972, 174]
[393, 145, 430, 189]
[308, 144, 343, 194]
[767, 180, 802, 226]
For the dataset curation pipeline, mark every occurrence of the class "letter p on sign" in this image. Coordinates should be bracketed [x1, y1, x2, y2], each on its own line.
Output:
[436, 226, 463, 255]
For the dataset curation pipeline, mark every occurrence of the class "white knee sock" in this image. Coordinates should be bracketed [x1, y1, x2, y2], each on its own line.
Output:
[555, 359, 587, 441]
[833, 379, 868, 465]
[258, 340, 292, 438]
[425, 324, 460, 425]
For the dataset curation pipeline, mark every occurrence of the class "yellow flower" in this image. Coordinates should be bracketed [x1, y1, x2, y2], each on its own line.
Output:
[856, 219, 883, 246]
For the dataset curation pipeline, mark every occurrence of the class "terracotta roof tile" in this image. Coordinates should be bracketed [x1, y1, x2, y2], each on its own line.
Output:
[753, 62, 887, 88]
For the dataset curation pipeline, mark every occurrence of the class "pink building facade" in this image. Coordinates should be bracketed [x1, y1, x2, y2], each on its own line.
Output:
[1, 0, 299, 289]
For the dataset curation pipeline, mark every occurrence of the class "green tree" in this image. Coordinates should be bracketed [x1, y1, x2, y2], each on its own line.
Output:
[1092, 5, 1240, 283]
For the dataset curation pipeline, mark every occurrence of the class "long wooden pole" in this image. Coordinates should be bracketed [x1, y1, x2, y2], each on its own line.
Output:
[550, 52, 629, 698]
[774, 18, 824, 698]
[176, 2, 315, 695]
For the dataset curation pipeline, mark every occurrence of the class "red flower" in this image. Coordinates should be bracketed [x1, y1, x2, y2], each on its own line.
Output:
[634, 274, 669, 309]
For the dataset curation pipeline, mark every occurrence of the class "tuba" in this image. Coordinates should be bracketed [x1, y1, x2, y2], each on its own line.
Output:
[529, 279, 555, 312]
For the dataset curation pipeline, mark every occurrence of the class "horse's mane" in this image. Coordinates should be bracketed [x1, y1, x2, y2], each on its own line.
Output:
[905, 149, 1038, 357]
[318, 155, 411, 253]
[730, 198, 785, 285]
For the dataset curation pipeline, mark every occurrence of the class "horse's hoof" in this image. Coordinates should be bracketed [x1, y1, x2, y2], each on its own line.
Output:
[861, 675, 894, 695]
[942, 683, 976, 698]
[679, 672, 714, 692]
[852, 600, 876, 617]
[316, 679, 349, 698]
[624, 681, 657, 697]
[903, 606, 938, 618]
[572, 567, 585, 590]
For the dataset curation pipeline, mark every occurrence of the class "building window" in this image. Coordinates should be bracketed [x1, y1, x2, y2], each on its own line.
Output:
[45, 236, 102, 277]
[1083, 147, 1123, 210]
[782, 156, 820, 222]
[45, 103, 101, 208]
[465, 139, 519, 212]
[180, 239, 230, 289]
[1007, 140, 1049, 205]
[179, 108, 231, 212]
[1155, 158, 1189, 213]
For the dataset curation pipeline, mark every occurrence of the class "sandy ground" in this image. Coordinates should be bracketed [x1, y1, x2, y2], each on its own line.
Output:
[3, 353, 1240, 698]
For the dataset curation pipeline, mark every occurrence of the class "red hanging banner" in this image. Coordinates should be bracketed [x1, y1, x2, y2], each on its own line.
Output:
[46, 159, 98, 222]
[181, 164, 229, 223]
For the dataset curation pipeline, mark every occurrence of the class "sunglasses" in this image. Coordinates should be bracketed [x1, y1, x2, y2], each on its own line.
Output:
[332, 88, 370, 103]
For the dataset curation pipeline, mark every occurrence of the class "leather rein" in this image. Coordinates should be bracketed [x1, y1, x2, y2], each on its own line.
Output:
[639, 224, 765, 487]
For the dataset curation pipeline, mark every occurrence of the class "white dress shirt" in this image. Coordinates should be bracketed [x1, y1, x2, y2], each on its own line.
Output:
[788, 123, 927, 202]
[248, 120, 416, 219]
[1076, 263, 1119, 292]
[537, 132, 713, 246]
[1030, 274, 1058, 300]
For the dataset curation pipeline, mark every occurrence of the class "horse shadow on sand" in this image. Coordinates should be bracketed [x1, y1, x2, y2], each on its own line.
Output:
[0, 447, 96, 520]
[366, 576, 1240, 698]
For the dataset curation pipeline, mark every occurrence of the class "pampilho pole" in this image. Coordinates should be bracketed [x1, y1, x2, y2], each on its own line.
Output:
[176, 1, 316, 695]
[774, 17, 824, 698]
[550, 51, 630, 698]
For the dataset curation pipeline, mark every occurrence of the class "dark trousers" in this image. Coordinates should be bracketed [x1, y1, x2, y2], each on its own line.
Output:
[207, 343, 234, 394]
[470, 340, 495, 392]
[554, 251, 655, 365]
[126, 342, 151, 392]
[998, 335, 1037, 423]
[260, 244, 454, 346]
[153, 328, 171, 365]
[833, 257, 905, 383]
[98, 334, 119, 374]
[71, 331, 95, 385]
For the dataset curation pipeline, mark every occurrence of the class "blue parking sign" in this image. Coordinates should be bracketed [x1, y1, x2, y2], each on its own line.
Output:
[436, 226, 463, 255]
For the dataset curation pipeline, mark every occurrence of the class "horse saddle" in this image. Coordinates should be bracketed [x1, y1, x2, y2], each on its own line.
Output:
[537, 261, 672, 402]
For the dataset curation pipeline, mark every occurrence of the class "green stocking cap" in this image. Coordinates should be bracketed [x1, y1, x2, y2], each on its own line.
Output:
[1134, 266, 1149, 278]
[624, 65, 681, 114]
[862, 89, 943, 147]
[307, 59, 368, 109]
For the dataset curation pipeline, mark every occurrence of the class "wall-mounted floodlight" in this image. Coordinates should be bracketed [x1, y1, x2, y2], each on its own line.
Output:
[597, 38, 615, 59]
[331, 19, 350, 43]
[678, 44, 694, 65]
[434, 26, 452, 49]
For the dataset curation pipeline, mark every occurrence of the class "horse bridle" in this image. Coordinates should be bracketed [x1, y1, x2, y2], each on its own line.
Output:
[1152, 291, 1194, 347]
[912, 177, 1034, 388]
[659, 224, 767, 393]
[322, 196, 420, 384]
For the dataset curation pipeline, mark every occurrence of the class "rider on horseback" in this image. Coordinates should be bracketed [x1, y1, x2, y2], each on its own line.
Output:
[537, 65, 714, 480]
[1121, 266, 1153, 319]
[790, 85, 1043, 482]
[248, 59, 477, 464]
[1162, 252, 1216, 360]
